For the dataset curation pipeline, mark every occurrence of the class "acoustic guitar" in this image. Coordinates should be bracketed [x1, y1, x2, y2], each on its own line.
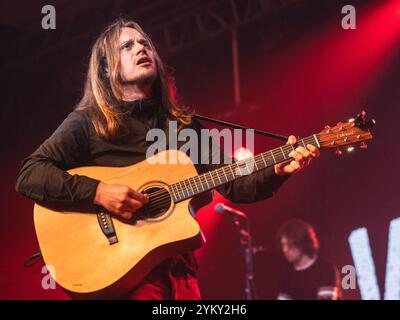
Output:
[33, 111, 375, 298]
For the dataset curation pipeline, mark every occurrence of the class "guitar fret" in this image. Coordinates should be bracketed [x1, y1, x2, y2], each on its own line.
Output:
[246, 160, 254, 173]
[179, 182, 186, 199]
[244, 162, 249, 174]
[229, 165, 235, 179]
[290, 144, 295, 156]
[181, 180, 187, 198]
[197, 176, 203, 192]
[209, 172, 215, 187]
[192, 177, 199, 194]
[172, 183, 178, 200]
[175, 182, 183, 201]
[253, 159, 259, 171]
[198, 175, 204, 192]
[191, 178, 196, 195]
[236, 163, 243, 176]
[270, 150, 276, 163]
[209, 172, 217, 187]
[196, 176, 204, 192]
[313, 134, 321, 148]
[180, 181, 187, 199]
[176, 184, 181, 201]
[241, 163, 246, 175]
[216, 170, 222, 184]
[187, 178, 194, 196]
[271, 150, 278, 163]
[222, 167, 229, 182]
[171, 184, 177, 201]
[205, 173, 211, 189]
[280, 146, 286, 160]
[261, 153, 268, 168]
[261, 153, 267, 166]
[201, 174, 208, 190]
[207, 174, 211, 188]
[185, 181, 190, 198]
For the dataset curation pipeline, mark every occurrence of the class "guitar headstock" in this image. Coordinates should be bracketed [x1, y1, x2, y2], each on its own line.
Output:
[318, 111, 375, 153]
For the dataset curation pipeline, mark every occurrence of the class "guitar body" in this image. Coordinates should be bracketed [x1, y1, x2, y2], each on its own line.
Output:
[34, 150, 204, 299]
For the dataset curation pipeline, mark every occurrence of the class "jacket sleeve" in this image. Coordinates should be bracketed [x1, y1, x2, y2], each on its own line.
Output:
[15, 110, 100, 209]
[191, 119, 290, 203]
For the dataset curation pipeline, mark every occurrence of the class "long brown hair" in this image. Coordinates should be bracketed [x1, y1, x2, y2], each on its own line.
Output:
[277, 219, 320, 258]
[76, 18, 192, 140]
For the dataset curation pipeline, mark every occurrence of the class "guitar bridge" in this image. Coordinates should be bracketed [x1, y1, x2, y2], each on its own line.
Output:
[96, 207, 118, 245]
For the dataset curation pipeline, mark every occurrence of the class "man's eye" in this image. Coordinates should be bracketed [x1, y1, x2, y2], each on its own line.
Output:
[122, 42, 133, 50]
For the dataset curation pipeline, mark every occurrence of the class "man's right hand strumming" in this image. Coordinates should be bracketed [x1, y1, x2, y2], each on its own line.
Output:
[93, 182, 149, 219]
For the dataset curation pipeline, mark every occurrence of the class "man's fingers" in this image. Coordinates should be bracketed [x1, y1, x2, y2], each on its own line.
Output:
[287, 135, 297, 145]
[295, 146, 310, 158]
[128, 188, 149, 203]
[124, 197, 145, 212]
[120, 212, 133, 219]
[289, 150, 307, 168]
[290, 160, 300, 170]
[117, 199, 144, 219]
[307, 144, 320, 158]
[278, 136, 320, 175]
[289, 150, 304, 163]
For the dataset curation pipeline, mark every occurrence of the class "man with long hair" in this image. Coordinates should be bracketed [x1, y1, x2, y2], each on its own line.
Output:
[276, 219, 342, 300]
[15, 19, 320, 299]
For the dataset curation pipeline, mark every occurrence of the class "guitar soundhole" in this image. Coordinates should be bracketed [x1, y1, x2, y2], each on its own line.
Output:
[139, 186, 172, 219]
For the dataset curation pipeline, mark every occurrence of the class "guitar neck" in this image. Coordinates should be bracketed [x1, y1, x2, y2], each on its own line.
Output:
[171, 134, 321, 203]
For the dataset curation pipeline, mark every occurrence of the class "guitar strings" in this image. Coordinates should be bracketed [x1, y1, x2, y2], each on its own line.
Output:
[144, 135, 319, 205]
[171, 135, 318, 201]
[135, 131, 360, 211]
[146, 131, 352, 211]
[149, 130, 363, 204]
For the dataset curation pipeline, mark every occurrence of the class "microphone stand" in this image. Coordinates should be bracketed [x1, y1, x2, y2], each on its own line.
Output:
[230, 212, 261, 300]
[198, 111, 285, 299]
[193, 114, 288, 142]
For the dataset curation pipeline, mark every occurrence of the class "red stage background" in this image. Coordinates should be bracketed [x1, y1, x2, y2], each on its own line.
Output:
[1, 0, 399, 299]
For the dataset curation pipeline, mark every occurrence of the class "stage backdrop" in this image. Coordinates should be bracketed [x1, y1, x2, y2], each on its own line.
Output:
[1, 0, 399, 299]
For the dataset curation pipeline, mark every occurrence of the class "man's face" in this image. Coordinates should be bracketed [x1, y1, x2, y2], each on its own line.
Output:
[280, 236, 303, 264]
[118, 27, 157, 85]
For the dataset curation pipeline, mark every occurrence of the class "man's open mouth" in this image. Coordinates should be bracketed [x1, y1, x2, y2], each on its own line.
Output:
[137, 56, 151, 65]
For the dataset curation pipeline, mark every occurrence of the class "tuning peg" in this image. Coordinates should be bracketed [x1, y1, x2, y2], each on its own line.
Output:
[355, 110, 369, 127]
[335, 148, 342, 155]
[367, 119, 376, 129]
[336, 122, 344, 131]
[347, 146, 355, 152]
[324, 125, 331, 133]
[360, 142, 368, 150]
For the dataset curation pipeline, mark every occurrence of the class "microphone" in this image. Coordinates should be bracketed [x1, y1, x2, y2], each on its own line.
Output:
[214, 203, 247, 218]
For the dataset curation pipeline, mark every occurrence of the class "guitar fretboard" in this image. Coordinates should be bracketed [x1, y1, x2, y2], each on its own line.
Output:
[170, 134, 320, 203]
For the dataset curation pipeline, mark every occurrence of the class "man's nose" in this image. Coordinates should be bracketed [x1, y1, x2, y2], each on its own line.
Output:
[135, 43, 146, 55]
